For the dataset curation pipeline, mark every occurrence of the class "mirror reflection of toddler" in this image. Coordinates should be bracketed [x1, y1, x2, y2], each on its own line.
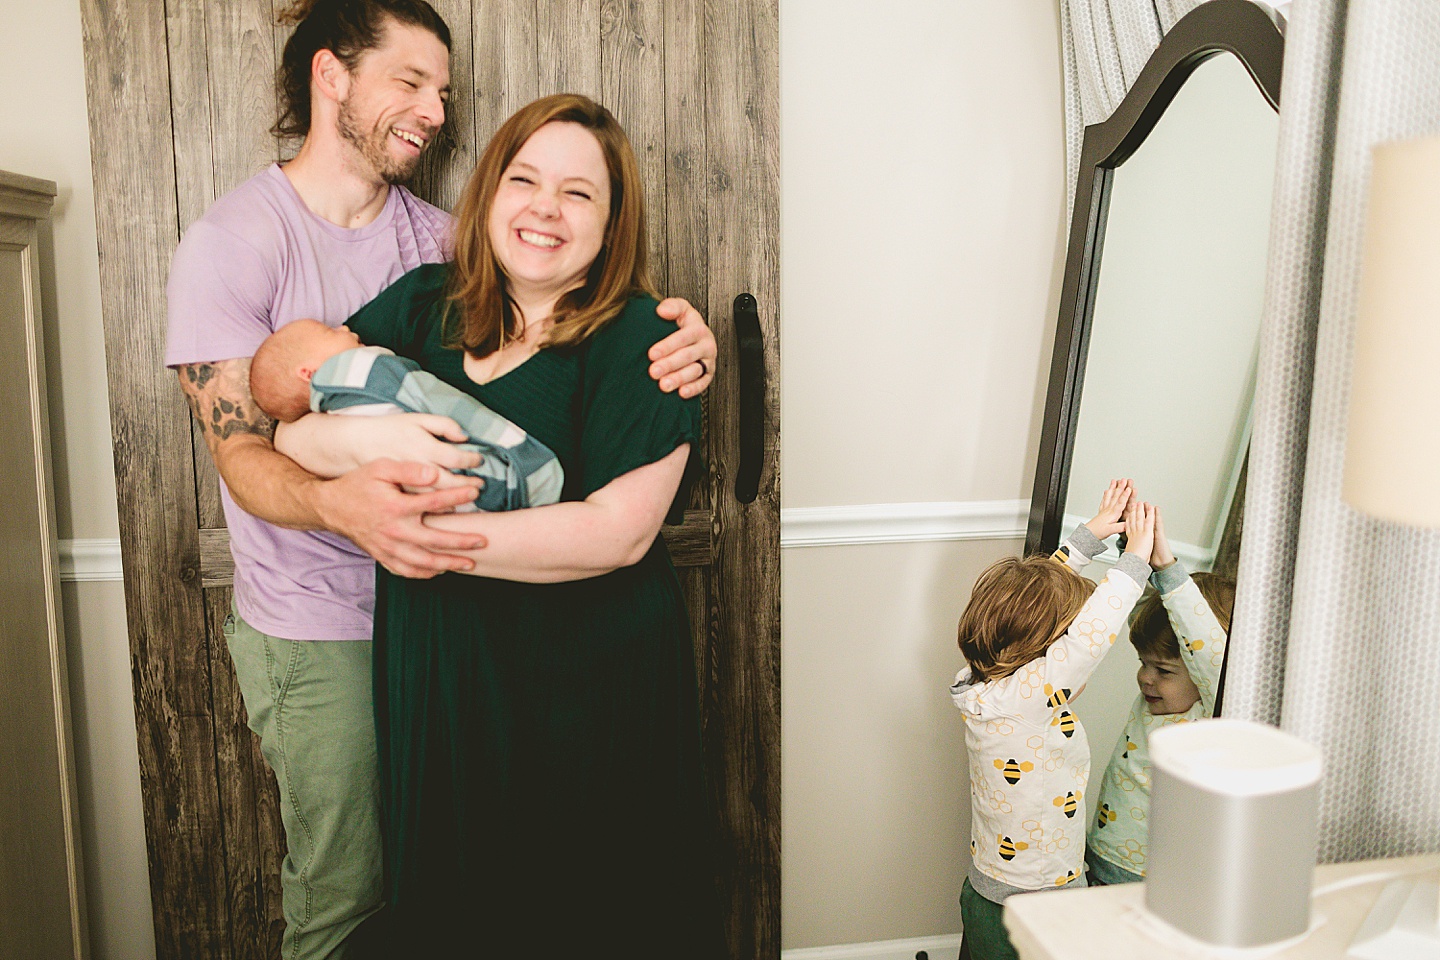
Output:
[250, 319, 563, 511]
[1085, 509, 1235, 885]
[950, 480, 1154, 960]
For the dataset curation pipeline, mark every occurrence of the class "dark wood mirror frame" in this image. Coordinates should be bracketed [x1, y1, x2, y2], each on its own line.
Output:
[1025, 0, 1285, 556]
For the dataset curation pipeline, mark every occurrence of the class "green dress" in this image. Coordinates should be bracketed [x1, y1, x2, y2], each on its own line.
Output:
[347, 265, 720, 956]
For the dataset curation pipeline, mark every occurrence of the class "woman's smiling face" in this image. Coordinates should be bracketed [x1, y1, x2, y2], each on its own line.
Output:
[488, 121, 611, 315]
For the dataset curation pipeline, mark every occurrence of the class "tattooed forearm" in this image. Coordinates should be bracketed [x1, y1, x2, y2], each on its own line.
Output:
[176, 359, 276, 451]
[181, 362, 215, 390]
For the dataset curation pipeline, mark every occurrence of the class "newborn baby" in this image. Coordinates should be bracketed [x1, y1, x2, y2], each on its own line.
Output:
[250, 319, 563, 512]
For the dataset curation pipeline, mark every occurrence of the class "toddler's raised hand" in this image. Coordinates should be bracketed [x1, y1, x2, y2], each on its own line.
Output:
[1124, 499, 1157, 561]
[1084, 478, 1133, 541]
[1150, 507, 1177, 570]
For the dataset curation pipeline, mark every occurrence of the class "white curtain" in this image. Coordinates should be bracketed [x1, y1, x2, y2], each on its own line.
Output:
[1058, 0, 1207, 212]
[1225, 0, 1440, 862]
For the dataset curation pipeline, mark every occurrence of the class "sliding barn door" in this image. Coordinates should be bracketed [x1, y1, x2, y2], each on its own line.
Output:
[79, 1, 778, 957]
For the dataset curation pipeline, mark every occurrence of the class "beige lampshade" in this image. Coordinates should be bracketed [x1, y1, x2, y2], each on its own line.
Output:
[1343, 133, 1440, 527]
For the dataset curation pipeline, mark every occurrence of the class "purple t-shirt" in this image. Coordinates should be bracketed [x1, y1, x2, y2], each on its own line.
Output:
[166, 164, 454, 640]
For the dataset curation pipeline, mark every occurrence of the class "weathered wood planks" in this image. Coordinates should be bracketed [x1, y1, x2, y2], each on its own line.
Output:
[79, 1, 232, 955]
[701, 2, 782, 955]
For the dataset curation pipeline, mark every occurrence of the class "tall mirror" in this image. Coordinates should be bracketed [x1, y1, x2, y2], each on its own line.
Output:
[1027, 0, 1284, 730]
[1061, 51, 1276, 575]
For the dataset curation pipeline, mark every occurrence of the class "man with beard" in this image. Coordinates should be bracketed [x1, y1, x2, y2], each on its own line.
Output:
[164, 2, 717, 957]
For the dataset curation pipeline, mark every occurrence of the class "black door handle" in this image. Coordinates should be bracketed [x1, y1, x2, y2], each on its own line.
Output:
[733, 293, 765, 504]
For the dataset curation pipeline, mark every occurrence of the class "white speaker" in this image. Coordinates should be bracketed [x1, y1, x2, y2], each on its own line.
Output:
[1145, 719, 1323, 948]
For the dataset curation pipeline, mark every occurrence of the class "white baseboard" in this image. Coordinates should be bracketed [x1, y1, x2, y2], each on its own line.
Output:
[59, 538, 123, 583]
[60, 499, 1035, 583]
[782, 933, 962, 960]
[781, 500, 1027, 549]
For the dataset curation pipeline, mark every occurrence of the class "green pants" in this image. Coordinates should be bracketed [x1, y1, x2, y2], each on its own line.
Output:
[225, 609, 381, 960]
[960, 877, 1020, 960]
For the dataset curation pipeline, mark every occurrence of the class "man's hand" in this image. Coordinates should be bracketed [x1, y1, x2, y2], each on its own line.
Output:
[649, 297, 717, 398]
[1084, 478, 1133, 541]
[312, 460, 488, 578]
[1150, 507, 1177, 571]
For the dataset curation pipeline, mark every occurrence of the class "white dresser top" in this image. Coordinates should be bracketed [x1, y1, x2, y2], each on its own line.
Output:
[1004, 853, 1440, 959]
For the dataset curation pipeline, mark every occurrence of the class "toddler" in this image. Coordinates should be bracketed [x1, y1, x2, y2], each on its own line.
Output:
[1085, 509, 1234, 885]
[250, 319, 563, 512]
[950, 480, 1153, 960]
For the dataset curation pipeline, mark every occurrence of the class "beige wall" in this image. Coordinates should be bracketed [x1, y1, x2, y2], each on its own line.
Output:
[782, 1, 1066, 509]
[783, 539, 1019, 947]
[1, 2, 116, 538]
[780, 0, 1070, 949]
[0, 2, 152, 959]
[61, 581, 153, 960]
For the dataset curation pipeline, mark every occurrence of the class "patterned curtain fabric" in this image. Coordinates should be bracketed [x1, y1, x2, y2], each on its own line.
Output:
[1227, 0, 1440, 862]
[1057, 0, 1207, 213]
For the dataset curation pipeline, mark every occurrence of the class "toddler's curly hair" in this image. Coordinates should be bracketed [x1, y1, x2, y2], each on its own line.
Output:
[957, 555, 1096, 681]
[1129, 571, 1236, 660]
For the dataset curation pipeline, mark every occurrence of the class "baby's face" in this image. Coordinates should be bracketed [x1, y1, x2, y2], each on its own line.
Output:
[301, 320, 363, 362]
[1136, 654, 1201, 716]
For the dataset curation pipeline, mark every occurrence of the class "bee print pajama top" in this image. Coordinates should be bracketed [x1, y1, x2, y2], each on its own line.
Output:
[1087, 560, 1229, 881]
[950, 527, 1148, 903]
